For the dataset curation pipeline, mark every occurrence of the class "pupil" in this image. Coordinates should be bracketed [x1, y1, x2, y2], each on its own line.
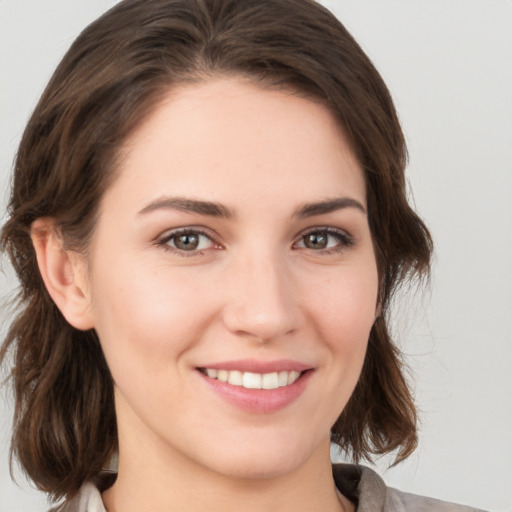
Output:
[305, 233, 327, 249]
[175, 234, 199, 250]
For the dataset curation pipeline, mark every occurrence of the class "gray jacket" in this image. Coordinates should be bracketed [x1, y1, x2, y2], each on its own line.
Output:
[333, 465, 484, 512]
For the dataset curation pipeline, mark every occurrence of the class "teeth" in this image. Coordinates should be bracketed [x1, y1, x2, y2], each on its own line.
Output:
[228, 370, 243, 386]
[278, 371, 289, 387]
[243, 372, 262, 389]
[203, 368, 302, 389]
[261, 372, 279, 390]
[288, 370, 300, 385]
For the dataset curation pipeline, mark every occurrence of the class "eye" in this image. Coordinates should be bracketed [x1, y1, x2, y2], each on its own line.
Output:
[158, 228, 217, 254]
[294, 228, 354, 253]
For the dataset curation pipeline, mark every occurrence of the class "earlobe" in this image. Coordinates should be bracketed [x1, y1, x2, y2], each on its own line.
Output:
[31, 218, 95, 331]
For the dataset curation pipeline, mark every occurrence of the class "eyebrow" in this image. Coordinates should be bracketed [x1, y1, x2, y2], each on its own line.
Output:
[138, 195, 366, 219]
[138, 196, 235, 218]
[294, 197, 366, 218]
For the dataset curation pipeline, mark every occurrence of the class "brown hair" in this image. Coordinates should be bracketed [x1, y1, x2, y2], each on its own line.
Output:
[1, 0, 432, 501]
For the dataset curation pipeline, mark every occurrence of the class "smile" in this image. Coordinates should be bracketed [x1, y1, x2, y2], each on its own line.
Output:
[200, 368, 302, 390]
[197, 362, 313, 413]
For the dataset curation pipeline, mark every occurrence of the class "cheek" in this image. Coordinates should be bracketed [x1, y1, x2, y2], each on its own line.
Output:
[89, 259, 217, 374]
[300, 264, 378, 391]
[292, 268, 378, 431]
[305, 266, 378, 337]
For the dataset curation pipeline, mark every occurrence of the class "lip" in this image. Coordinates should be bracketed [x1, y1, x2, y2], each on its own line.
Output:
[196, 360, 314, 414]
[197, 359, 312, 374]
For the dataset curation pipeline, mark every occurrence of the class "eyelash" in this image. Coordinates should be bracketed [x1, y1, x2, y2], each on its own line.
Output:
[156, 227, 219, 257]
[155, 226, 354, 257]
[294, 227, 355, 255]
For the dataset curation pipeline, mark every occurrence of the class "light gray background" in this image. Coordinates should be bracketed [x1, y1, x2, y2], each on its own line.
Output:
[1, 1, 511, 511]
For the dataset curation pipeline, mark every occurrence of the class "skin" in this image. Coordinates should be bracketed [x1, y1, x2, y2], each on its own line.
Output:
[33, 77, 379, 512]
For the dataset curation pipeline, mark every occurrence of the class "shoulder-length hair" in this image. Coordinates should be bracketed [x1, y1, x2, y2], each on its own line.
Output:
[1, 0, 432, 501]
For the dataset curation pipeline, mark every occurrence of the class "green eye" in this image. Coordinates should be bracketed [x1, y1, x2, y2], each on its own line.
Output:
[296, 228, 354, 252]
[160, 229, 215, 253]
[303, 232, 328, 249]
[173, 233, 200, 250]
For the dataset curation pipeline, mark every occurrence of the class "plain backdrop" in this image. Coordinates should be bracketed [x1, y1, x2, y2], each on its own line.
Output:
[1, 1, 511, 511]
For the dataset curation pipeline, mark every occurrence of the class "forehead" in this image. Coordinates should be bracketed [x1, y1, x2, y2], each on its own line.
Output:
[107, 76, 365, 214]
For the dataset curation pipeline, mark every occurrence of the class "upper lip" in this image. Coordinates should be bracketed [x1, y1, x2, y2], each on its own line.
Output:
[196, 359, 313, 374]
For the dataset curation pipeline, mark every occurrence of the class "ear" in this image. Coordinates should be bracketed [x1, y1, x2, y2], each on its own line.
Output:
[375, 301, 382, 319]
[31, 218, 95, 331]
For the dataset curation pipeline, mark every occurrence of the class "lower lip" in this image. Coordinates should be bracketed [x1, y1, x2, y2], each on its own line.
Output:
[198, 370, 313, 414]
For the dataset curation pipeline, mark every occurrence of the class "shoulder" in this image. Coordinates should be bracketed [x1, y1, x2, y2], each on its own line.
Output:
[47, 476, 112, 512]
[385, 487, 485, 512]
[332, 463, 486, 512]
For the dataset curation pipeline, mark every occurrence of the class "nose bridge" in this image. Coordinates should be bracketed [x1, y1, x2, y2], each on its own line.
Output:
[222, 246, 300, 342]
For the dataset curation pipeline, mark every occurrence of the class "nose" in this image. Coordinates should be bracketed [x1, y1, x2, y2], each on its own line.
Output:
[221, 251, 302, 343]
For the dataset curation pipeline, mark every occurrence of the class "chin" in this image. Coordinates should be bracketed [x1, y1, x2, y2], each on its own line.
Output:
[211, 456, 304, 481]
[196, 431, 328, 481]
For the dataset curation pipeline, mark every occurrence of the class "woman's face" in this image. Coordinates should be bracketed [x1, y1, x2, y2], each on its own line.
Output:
[81, 77, 379, 479]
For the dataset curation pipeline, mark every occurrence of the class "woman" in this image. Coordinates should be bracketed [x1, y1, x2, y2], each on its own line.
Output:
[0, 1, 483, 511]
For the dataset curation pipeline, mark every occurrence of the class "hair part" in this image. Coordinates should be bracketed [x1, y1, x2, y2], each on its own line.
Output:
[1, 0, 432, 500]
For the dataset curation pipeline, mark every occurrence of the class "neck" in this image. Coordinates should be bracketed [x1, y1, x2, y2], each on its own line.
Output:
[102, 436, 351, 512]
